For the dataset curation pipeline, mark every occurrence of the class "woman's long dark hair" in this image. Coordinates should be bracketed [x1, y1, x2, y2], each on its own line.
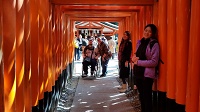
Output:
[124, 31, 131, 40]
[119, 31, 131, 48]
[144, 24, 158, 40]
[121, 31, 131, 42]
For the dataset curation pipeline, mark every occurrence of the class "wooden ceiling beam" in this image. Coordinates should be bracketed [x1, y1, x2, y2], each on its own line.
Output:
[64, 11, 136, 18]
[60, 5, 142, 11]
[51, 0, 155, 6]
[70, 17, 124, 22]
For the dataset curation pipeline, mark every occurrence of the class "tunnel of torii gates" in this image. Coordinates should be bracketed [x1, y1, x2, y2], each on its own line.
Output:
[0, 0, 200, 112]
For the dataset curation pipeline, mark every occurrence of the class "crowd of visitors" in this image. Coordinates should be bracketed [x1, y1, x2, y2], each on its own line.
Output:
[74, 34, 117, 77]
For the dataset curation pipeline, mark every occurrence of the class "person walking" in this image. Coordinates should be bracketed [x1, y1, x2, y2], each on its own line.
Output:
[81, 33, 88, 52]
[76, 34, 83, 60]
[108, 36, 116, 59]
[74, 36, 79, 61]
[132, 24, 160, 112]
[117, 31, 132, 93]
[100, 34, 108, 45]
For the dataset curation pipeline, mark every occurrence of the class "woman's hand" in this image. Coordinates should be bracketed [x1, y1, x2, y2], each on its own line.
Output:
[132, 56, 139, 64]
[125, 61, 129, 67]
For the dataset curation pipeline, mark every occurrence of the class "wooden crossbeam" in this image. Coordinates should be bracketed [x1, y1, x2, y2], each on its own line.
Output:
[51, 0, 154, 6]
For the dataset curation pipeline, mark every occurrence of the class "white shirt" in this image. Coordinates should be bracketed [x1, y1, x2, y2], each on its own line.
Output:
[108, 39, 116, 53]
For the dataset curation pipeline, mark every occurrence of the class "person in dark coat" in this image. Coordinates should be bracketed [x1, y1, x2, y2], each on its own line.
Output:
[117, 31, 132, 93]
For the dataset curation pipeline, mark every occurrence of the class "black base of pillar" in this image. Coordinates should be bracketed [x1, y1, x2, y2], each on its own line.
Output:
[166, 98, 176, 112]
[32, 105, 39, 112]
[47, 91, 53, 112]
[44, 91, 49, 112]
[175, 103, 185, 112]
[39, 99, 44, 112]
[152, 91, 158, 112]
[158, 91, 167, 112]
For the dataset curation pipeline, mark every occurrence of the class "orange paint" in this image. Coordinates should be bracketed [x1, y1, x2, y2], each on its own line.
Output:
[139, 7, 144, 39]
[145, 6, 152, 24]
[0, 0, 4, 111]
[3, 0, 17, 111]
[157, 0, 167, 92]
[166, 0, 176, 99]
[152, 2, 158, 91]
[175, 0, 190, 105]
[186, 0, 200, 111]
[30, 0, 39, 106]
[24, 0, 32, 111]
[16, 0, 25, 111]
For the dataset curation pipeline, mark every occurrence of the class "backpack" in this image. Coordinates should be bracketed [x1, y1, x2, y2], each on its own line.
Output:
[150, 40, 164, 77]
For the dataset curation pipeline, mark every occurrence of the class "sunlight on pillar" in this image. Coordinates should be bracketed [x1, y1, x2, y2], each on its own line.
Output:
[48, 15, 52, 23]
[13, 0, 16, 9]
[17, 64, 24, 87]
[48, 68, 52, 90]
[17, 0, 24, 12]
[39, 82, 44, 94]
[8, 41, 16, 73]
[29, 68, 31, 80]
[0, 49, 2, 62]
[45, 79, 49, 89]
[37, 15, 39, 25]
[40, 20, 45, 33]
[53, 25, 55, 32]
[26, 29, 31, 42]
[34, 97, 39, 106]
[17, 31, 24, 46]
[7, 78, 16, 111]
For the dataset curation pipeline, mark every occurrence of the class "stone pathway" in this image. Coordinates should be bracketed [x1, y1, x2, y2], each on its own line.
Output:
[55, 57, 140, 112]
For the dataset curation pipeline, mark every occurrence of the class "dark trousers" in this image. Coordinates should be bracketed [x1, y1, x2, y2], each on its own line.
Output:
[76, 48, 81, 60]
[119, 60, 130, 84]
[101, 58, 109, 75]
[135, 77, 154, 112]
[111, 53, 115, 59]
[74, 48, 78, 60]
[83, 59, 97, 74]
